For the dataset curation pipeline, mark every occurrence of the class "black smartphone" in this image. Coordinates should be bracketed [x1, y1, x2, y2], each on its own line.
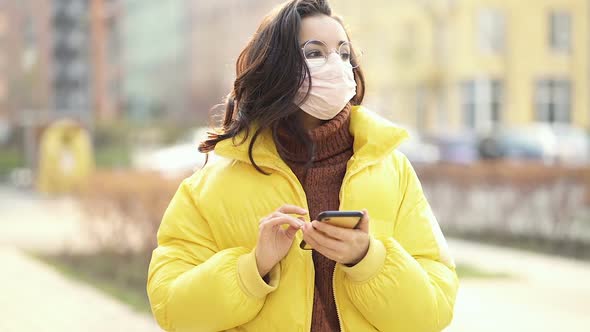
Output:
[300, 210, 364, 250]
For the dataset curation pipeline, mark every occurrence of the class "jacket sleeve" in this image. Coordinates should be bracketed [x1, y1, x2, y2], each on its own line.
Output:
[339, 153, 458, 332]
[147, 176, 281, 332]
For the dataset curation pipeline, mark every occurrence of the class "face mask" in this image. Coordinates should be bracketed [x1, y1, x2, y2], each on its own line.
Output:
[296, 53, 357, 120]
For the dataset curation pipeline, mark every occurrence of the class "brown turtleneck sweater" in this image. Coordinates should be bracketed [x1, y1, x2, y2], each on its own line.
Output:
[277, 104, 354, 332]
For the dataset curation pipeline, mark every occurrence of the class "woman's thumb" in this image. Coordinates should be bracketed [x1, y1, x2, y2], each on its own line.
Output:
[358, 209, 370, 233]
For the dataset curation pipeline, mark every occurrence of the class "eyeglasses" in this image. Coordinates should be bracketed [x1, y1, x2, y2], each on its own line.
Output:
[300, 40, 363, 68]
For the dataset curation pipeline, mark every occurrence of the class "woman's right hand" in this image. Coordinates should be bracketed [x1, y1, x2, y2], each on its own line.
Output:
[255, 205, 308, 278]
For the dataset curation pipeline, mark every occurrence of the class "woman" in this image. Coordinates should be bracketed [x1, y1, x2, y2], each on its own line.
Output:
[147, 1, 458, 331]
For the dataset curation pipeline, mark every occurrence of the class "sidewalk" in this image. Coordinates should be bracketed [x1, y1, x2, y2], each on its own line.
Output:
[0, 247, 161, 332]
[445, 239, 590, 332]
[0, 186, 83, 253]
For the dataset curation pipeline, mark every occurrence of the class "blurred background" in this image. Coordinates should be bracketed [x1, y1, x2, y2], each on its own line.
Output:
[0, 0, 589, 331]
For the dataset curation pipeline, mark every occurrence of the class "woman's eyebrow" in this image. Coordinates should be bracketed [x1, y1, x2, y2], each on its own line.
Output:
[300, 40, 322, 47]
[299, 40, 348, 47]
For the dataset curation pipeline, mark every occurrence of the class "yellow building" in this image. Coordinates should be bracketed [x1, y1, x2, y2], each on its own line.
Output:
[336, 0, 590, 133]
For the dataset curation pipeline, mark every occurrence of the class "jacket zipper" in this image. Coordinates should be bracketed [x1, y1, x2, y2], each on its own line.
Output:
[332, 169, 365, 332]
[333, 264, 344, 332]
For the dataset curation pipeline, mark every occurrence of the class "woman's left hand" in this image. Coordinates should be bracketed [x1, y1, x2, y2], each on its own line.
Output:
[301, 209, 370, 266]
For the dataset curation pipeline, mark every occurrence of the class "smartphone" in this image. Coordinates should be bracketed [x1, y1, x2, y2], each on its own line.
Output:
[300, 210, 364, 250]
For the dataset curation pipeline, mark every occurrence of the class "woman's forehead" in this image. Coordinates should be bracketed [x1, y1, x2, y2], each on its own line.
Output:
[299, 15, 348, 48]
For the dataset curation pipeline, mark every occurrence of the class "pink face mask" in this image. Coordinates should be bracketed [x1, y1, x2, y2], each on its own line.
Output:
[295, 53, 357, 120]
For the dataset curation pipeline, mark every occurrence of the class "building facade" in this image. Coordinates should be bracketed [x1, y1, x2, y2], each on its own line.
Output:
[447, 0, 589, 132]
[50, 0, 93, 122]
[90, 0, 123, 121]
[0, 0, 53, 124]
[337, 0, 590, 133]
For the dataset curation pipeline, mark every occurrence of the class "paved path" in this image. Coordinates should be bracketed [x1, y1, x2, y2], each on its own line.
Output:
[0, 186, 162, 332]
[0, 187, 83, 253]
[0, 247, 161, 332]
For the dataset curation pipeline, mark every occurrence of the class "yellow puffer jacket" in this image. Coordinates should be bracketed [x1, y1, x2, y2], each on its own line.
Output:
[147, 106, 459, 332]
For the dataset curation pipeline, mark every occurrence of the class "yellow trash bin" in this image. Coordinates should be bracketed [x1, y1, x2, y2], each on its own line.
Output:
[37, 119, 95, 194]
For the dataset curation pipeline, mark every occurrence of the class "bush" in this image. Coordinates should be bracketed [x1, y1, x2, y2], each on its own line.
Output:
[416, 161, 590, 251]
[77, 170, 185, 253]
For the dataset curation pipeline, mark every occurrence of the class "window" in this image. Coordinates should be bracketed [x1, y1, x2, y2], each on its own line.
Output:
[549, 11, 571, 53]
[478, 8, 505, 53]
[535, 79, 571, 123]
[461, 79, 503, 131]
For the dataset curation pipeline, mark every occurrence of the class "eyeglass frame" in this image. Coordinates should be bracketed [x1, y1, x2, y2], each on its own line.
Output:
[299, 39, 362, 68]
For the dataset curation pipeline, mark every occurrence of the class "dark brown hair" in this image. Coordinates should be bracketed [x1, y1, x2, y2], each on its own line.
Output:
[198, 0, 365, 174]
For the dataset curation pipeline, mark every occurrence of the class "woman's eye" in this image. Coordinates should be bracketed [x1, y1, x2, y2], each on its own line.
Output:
[340, 53, 351, 61]
[306, 51, 324, 58]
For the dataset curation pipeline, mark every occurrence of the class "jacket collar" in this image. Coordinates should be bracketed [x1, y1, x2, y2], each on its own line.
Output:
[214, 105, 409, 173]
